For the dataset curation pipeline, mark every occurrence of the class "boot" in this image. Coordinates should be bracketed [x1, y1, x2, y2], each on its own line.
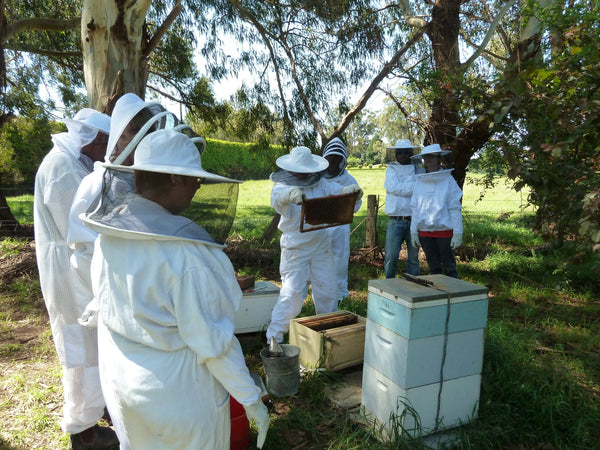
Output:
[69, 424, 119, 449]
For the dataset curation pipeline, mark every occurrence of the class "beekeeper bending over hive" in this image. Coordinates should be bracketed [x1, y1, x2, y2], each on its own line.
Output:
[410, 143, 463, 278]
[83, 129, 269, 449]
[267, 146, 363, 344]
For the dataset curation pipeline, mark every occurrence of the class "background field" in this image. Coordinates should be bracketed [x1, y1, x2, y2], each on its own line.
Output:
[1, 170, 598, 449]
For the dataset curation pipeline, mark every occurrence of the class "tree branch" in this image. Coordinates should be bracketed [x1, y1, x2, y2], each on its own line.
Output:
[461, 0, 517, 68]
[144, 0, 183, 58]
[331, 25, 428, 138]
[6, 17, 80, 38]
[4, 44, 81, 58]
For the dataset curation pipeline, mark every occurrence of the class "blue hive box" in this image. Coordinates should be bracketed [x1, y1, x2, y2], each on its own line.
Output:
[361, 275, 488, 437]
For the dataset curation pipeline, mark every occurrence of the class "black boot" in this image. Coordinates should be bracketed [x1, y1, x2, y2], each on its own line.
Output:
[69, 424, 119, 449]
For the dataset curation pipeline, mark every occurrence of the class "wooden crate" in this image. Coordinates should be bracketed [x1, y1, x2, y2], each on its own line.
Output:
[289, 310, 366, 371]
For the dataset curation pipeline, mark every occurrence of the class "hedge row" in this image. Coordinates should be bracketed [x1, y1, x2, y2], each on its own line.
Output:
[201, 138, 287, 181]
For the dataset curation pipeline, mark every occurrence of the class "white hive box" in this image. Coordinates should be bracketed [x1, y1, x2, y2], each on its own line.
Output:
[362, 363, 481, 437]
[289, 310, 366, 371]
[234, 280, 279, 334]
[361, 275, 488, 437]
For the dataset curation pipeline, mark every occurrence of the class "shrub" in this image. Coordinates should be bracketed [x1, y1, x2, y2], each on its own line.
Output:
[201, 139, 287, 180]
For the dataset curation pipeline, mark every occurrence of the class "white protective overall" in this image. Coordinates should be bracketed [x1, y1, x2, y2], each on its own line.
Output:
[410, 169, 463, 236]
[267, 177, 346, 344]
[33, 109, 110, 433]
[67, 94, 166, 327]
[84, 129, 267, 449]
[88, 198, 260, 450]
[322, 138, 362, 301]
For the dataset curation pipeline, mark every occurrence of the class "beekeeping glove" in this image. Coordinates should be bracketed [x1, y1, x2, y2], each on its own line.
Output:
[243, 399, 269, 448]
[288, 187, 304, 205]
[411, 233, 420, 248]
[340, 183, 364, 200]
[450, 233, 463, 249]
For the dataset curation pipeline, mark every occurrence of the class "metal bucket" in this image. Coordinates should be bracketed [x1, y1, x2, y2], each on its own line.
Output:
[260, 344, 301, 397]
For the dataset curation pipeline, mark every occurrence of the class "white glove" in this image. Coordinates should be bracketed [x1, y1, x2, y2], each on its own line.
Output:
[411, 233, 420, 248]
[243, 399, 269, 448]
[288, 187, 304, 205]
[340, 184, 364, 200]
[77, 298, 98, 328]
[451, 233, 463, 249]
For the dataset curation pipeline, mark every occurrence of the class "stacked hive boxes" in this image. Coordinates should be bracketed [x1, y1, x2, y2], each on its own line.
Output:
[361, 275, 488, 437]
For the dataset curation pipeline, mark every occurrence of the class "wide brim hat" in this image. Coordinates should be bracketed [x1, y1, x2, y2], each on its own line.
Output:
[105, 93, 165, 163]
[276, 146, 329, 173]
[104, 129, 240, 184]
[387, 139, 419, 150]
[63, 108, 111, 135]
[411, 143, 451, 159]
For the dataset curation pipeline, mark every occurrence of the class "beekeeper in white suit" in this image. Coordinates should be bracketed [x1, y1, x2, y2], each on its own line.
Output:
[410, 143, 463, 278]
[321, 137, 362, 301]
[68, 93, 171, 327]
[33, 108, 118, 448]
[267, 146, 363, 344]
[83, 129, 269, 450]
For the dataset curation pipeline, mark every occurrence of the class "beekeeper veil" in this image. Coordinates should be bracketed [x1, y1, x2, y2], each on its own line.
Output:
[411, 143, 453, 176]
[86, 129, 239, 245]
[322, 137, 348, 178]
[88, 94, 206, 222]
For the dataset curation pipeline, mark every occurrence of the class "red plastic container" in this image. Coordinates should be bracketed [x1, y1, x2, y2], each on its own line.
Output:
[230, 396, 250, 450]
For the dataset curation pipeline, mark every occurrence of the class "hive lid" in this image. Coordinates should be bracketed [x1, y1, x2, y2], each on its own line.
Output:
[368, 275, 488, 304]
[242, 280, 280, 296]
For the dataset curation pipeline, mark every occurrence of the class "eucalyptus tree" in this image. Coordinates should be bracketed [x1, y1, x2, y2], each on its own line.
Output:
[0, 0, 210, 228]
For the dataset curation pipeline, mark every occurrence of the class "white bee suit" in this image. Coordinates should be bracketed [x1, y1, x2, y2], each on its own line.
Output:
[325, 170, 362, 300]
[87, 196, 260, 449]
[67, 94, 166, 326]
[33, 115, 109, 433]
[410, 169, 463, 236]
[266, 178, 343, 344]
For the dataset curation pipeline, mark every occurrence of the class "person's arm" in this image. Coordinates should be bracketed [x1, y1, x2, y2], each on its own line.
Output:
[271, 183, 302, 216]
[384, 167, 415, 197]
[447, 179, 463, 235]
[174, 259, 260, 405]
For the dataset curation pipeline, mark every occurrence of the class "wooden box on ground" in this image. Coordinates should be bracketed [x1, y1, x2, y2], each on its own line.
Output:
[234, 281, 279, 334]
[361, 275, 488, 437]
[289, 310, 366, 371]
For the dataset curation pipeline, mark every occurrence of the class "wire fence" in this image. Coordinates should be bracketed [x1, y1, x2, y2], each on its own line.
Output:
[1, 186, 537, 241]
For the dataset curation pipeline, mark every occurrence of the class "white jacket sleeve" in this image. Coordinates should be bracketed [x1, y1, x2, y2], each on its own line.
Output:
[384, 167, 415, 197]
[271, 184, 295, 216]
[174, 258, 259, 405]
[447, 179, 463, 234]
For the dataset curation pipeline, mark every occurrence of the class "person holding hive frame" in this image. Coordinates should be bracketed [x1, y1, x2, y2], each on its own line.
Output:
[266, 146, 363, 344]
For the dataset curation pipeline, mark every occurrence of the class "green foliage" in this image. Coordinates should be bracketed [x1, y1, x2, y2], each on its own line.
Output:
[200, 138, 287, 180]
[0, 117, 61, 184]
[494, 2, 600, 250]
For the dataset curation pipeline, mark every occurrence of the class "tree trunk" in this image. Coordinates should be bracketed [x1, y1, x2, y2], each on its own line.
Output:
[81, 0, 152, 112]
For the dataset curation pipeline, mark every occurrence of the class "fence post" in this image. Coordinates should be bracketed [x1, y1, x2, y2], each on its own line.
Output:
[365, 194, 378, 248]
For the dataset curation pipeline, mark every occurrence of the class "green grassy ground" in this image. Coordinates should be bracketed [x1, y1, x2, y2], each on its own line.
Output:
[2, 170, 599, 449]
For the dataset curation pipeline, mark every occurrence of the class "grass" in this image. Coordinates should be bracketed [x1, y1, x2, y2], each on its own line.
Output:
[2, 170, 599, 449]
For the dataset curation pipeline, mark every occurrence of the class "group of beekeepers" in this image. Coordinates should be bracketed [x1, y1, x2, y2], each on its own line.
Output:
[34, 93, 267, 450]
[33, 91, 462, 449]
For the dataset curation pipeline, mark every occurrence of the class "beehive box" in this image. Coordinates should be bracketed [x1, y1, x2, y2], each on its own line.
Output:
[362, 362, 481, 437]
[289, 310, 366, 370]
[362, 275, 488, 436]
[234, 281, 279, 334]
